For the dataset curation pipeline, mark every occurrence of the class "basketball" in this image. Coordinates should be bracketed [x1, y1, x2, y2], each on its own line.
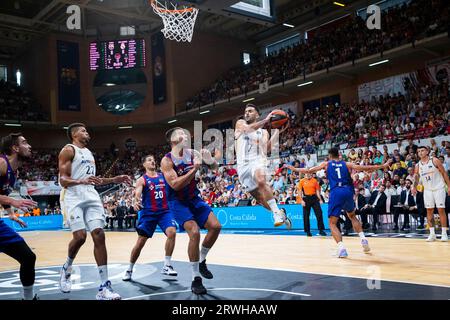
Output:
[270, 110, 289, 129]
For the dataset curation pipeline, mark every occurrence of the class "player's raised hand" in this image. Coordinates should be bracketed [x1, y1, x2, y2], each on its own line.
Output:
[13, 217, 28, 228]
[11, 198, 37, 212]
[133, 201, 142, 212]
[279, 121, 290, 134]
[114, 175, 132, 186]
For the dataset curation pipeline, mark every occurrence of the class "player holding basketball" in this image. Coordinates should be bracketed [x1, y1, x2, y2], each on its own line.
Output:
[122, 154, 178, 281]
[58, 123, 132, 300]
[414, 146, 449, 242]
[286, 148, 391, 257]
[235, 104, 291, 227]
[161, 127, 222, 295]
[0, 133, 38, 300]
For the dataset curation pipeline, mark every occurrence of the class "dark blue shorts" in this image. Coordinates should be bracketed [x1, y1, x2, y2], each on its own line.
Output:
[169, 197, 212, 232]
[136, 211, 177, 238]
[328, 187, 355, 218]
[0, 219, 24, 252]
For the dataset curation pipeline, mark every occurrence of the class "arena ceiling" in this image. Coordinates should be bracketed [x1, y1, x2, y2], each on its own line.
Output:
[0, 0, 367, 59]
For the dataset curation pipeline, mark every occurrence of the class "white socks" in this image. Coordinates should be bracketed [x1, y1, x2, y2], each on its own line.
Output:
[127, 263, 135, 272]
[442, 227, 448, 235]
[430, 227, 435, 235]
[98, 265, 108, 285]
[267, 199, 280, 214]
[337, 241, 346, 250]
[358, 232, 366, 240]
[63, 257, 74, 272]
[200, 246, 210, 263]
[23, 285, 34, 300]
[164, 256, 172, 266]
[190, 261, 200, 280]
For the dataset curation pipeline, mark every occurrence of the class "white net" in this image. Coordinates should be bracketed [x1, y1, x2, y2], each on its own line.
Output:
[151, 0, 199, 43]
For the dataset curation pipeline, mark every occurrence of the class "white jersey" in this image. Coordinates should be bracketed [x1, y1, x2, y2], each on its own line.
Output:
[418, 157, 446, 191]
[235, 127, 267, 166]
[59, 144, 97, 194]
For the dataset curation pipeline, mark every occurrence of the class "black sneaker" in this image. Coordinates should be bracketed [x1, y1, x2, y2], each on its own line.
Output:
[319, 230, 327, 236]
[199, 260, 213, 279]
[306, 232, 312, 237]
[191, 276, 207, 295]
[22, 294, 39, 300]
[393, 225, 399, 231]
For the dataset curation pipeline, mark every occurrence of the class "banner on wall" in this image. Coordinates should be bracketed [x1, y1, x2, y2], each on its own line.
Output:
[419, 61, 450, 86]
[213, 204, 329, 230]
[2, 215, 63, 231]
[25, 181, 61, 196]
[357, 72, 417, 103]
[151, 33, 167, 105]
[57, 41, 81, 111]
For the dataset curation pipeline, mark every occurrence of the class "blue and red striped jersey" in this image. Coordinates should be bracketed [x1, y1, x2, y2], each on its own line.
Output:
[0, 155, 16, 196]
[164, 150, 200, 201]
[141, 173, 169, 215]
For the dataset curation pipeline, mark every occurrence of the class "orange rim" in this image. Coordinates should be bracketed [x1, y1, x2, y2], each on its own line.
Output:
[150, 0, 195, 13]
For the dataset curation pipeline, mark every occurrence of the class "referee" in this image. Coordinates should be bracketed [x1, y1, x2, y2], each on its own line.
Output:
[298, 173, 327, 237]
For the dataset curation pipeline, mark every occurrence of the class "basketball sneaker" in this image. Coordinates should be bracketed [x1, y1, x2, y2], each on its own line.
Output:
[337, 248, 348, 258]
[59, 266, 72, 293]
[273, 211, 284, 227]
[441, 233, 448, 242]
[280, 208, 292, 229]
[96, 281, 121, 300]
[199, 260, 213, 279]
[161, 265, 178, 276]
[426, 234, 437, 242]
[122, 270, 132, 281]
[361, 239, 370, 253]
[191, 276, 207, 295]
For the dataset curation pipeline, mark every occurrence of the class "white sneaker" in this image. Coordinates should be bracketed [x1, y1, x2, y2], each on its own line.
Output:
[426, 234, 437, 242]
[96, 281, 121, 300]
[59, 267, 72, 293]
[273, 212, 284, 227]
[361, 239, 371, 253]
[122, 270, 132, 281]
[161, 265, 178, 276]
[279, 208, 292, 229]
[441, 234, 448, 242]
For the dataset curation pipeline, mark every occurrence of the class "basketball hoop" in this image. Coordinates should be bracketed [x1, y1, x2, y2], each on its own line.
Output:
[150, 0, 199, 43]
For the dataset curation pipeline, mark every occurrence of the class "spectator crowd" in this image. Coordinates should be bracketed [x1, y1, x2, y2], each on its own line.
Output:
[182, 0, 449, 111]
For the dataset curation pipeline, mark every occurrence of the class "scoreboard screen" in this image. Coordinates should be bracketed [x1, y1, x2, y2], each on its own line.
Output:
[89, 39, 146, 71]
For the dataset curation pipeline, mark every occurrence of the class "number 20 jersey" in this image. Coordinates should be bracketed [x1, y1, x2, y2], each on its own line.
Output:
[141, 173, 169, 216]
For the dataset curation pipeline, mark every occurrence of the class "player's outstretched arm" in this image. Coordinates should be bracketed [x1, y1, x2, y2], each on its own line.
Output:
[235, 111, 277, 135]
[133, 177, 144, 212]
[432, 157, 450, 196]
[161, 156, 200, 191]
[307, 161, 328, 174]
[283, 163, 310, 174]
[98, 175, 132, 186]
[59, 146, 101, 187]
[346, 159, 392, 172]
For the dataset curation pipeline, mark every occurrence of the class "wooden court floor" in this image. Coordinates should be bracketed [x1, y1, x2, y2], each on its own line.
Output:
[0, 231, 449, 288]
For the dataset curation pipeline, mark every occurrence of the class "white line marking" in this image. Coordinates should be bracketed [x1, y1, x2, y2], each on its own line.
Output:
[124, 288, 310, 300]
[209, 262, 450, 289]
[0, 291, 19, 295]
